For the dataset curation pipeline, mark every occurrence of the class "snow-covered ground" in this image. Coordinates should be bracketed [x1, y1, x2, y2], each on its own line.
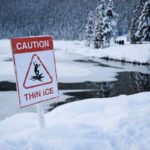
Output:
[0, 92, 150, 150]
[54, 40, 150, 64]
[55, 51, 121, 83]
[1, 38, 150, 65]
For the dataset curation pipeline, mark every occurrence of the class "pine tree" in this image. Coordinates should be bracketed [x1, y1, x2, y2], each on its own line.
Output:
[94, 21, 104, 48]
[93, 0, 106, 49]
[129, 12, 137, 44]
[103, 17, 111, 47]
[130, 0, 148, 44]
[93, 0, 118, 48]
[85, 11, 94, 46]
[104, 0, 118, 46]
[136, 0, 150, 41]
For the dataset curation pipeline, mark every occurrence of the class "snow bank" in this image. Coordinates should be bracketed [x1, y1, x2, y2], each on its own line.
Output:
[0, 92, 150, 150]
[0, 40, 15, 82]
[0, 39, 150, 65]
[54, 40, 150, 64]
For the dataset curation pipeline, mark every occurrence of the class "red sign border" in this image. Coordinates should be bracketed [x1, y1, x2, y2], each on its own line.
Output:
[11, 36, 59, 108]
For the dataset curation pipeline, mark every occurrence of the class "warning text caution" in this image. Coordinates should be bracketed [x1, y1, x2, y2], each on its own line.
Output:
[12, 36, 53, 54]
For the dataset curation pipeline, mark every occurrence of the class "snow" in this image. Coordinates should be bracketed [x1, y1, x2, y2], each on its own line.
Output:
[0, 39, 150, 83]
[55, 51, 119, 83]
[0, 92, 150, 150]
[54, 40, 150, 64]
[0, 61, 15, 82]
[0, 40, 121, 83]
[0, 40, 15, 81]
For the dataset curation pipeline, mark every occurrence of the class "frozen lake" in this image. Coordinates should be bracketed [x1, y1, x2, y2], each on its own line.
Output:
[0, 49, 150, 120]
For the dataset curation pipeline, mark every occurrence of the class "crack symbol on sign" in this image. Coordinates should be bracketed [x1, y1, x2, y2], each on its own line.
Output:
[30, 61, 44, 81]
[23, 54, 53, 89]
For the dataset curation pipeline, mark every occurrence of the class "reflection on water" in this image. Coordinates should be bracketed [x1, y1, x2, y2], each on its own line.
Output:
[115, 72, 150, 95]
[59, 81, 115, 101]
[0, 72, 150, 111]
[0, 72, 150, 95]
[50, 72, 150, 110]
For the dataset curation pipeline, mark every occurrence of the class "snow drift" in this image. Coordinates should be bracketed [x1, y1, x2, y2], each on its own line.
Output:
[0, 92, 150, 150]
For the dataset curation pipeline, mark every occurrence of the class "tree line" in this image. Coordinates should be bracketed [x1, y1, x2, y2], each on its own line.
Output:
[85, 0, 150, 49]
[0, 0, 138, 40]
[85, 0, 118, 48]
[130, 0, 150, 43]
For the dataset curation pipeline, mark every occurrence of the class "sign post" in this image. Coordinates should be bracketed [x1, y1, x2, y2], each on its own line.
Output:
[11, 36, 59, 128]
[37, 103, 46, 128]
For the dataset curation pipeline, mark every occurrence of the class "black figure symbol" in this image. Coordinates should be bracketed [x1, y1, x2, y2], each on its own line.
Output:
[30, 61, 44, 81]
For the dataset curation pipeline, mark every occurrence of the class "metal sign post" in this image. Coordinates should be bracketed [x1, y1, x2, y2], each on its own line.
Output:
[37, 103, 46, 128]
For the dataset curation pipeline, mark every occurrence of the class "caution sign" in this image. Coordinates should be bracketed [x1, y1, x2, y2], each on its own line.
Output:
[11, 36, 59, 108]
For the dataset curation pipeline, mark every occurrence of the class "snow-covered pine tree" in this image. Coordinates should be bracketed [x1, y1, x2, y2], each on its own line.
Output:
[104, 0, 118, 46]
[93, 0, 106, 49]
[136, 0, 150, 42]
[102, 16, 111, 47]
[93, 0, 106, 28]
[85, 11, 94, 46]
[129, 0, 148, 43]
[129, 11, 138, 44]
[94, 21, 104, 48]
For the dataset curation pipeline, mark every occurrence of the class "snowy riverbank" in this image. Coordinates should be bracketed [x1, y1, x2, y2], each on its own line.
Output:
[54, 40, 150, 65]
[0, 92, 150, 150]
[0, 39, 150, 66]
[2, 38, 150, 83]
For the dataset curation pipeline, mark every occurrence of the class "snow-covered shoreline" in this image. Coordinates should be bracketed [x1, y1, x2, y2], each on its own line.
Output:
[0, 39, 150, 65]
[0, 92, 150, 150]
[54, 40, 150, 65]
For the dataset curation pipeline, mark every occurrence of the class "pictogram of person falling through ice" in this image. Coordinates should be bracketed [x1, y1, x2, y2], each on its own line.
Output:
[31, 61, 44, 81]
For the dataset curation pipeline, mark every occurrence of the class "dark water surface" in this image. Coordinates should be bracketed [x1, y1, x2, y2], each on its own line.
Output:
[1, 71, 150, 111]
[59, 72, 150, 101]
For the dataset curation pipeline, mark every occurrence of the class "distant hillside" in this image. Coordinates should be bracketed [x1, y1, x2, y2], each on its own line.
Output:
[0, 0, 138, 40]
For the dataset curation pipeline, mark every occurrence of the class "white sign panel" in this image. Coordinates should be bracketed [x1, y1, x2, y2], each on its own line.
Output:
[11, 36, 59, 108]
